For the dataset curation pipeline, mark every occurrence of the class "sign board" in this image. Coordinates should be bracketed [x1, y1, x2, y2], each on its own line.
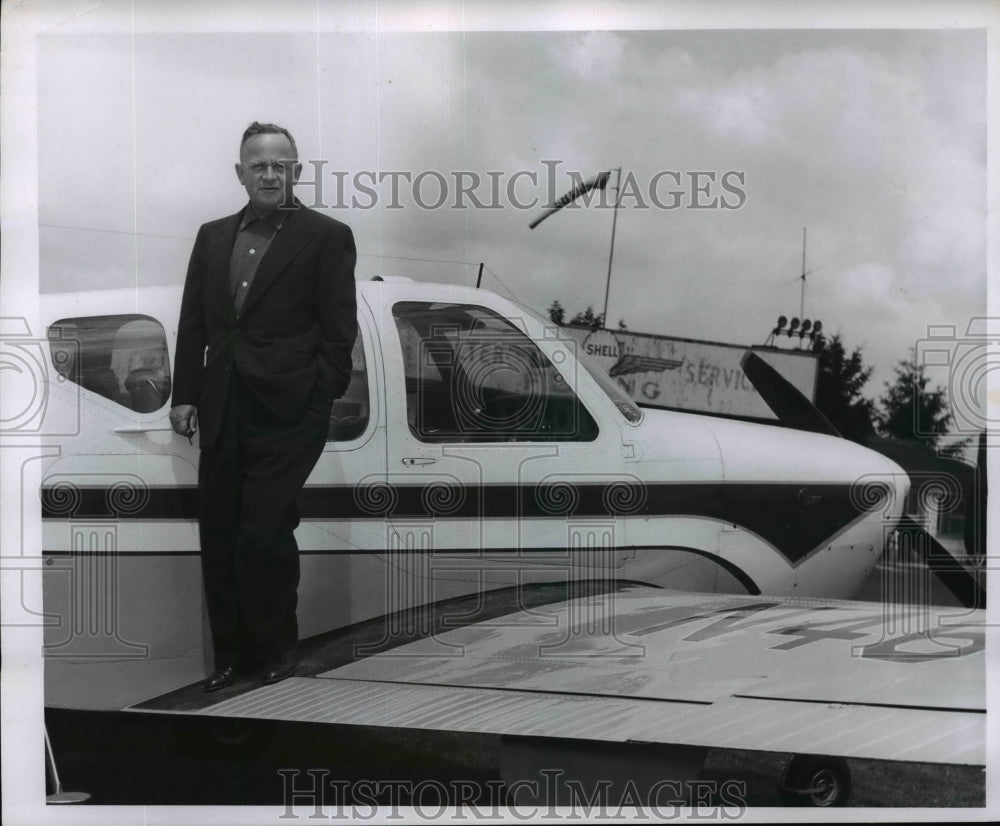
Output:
[561, 326, 818, 421]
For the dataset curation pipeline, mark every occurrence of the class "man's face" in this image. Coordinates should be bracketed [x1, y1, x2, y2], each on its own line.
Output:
[235, 132, 301, 214]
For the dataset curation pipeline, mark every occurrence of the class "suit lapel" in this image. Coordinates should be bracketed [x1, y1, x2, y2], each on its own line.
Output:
[206, 211, 243, 314]
[239, 206, 316, 317]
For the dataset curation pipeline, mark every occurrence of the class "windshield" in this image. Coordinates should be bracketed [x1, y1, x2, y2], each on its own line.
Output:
[515, 303, 643, 424]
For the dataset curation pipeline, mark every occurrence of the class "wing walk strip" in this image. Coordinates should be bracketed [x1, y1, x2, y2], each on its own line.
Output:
[170, 675, 984, 766]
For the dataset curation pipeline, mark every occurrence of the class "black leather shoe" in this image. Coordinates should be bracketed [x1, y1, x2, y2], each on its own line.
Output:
[204, 666, 239, 693]
[261, 651, 298, 685]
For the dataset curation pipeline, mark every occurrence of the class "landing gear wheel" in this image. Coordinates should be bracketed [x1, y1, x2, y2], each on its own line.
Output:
[779, 755, 851, 806]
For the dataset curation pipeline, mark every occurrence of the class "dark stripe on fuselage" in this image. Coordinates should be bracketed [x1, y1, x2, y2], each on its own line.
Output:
[41, 481, 876, 566]
[41, 544, 762, 595]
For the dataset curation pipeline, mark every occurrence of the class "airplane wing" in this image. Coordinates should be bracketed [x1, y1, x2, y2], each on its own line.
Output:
[161, 586, 984, 770]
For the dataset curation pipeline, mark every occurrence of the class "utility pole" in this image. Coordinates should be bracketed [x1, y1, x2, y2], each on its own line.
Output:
[800, 227, 807, 320]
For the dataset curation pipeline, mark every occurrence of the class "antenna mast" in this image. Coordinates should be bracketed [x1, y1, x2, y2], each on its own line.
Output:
[799, 227, 807, 320]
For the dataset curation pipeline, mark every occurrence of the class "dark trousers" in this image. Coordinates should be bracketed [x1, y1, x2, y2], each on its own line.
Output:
[197, 376, 329, 669]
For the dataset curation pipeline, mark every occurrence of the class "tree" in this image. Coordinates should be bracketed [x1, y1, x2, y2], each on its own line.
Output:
[547, 300, 565, 326]
[548, 300, 627, 331]
[877, 349, 966, 455]
[812, 333, 878, 443]
[569, 306, 604, 329]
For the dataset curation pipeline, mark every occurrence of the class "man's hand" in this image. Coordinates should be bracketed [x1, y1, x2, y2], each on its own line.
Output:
[169, 404, 198, 440]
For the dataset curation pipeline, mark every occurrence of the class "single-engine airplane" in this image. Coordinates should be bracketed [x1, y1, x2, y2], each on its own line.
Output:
[35, 277, 984, 806]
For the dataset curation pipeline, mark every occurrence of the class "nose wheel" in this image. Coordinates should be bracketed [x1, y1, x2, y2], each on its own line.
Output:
[778, 755, 851, 806]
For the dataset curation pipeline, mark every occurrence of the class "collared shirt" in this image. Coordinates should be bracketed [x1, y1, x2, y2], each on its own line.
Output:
[229, 204, 288, 315]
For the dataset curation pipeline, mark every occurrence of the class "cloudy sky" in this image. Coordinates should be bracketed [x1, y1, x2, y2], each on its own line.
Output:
[33, 2, 988, 401]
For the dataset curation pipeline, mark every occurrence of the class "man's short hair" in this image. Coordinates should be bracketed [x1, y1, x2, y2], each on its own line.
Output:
[240, 121, 298, 158]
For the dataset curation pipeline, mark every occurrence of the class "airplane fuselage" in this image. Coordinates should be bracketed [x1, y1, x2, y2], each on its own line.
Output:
[37, 280, 907, 709]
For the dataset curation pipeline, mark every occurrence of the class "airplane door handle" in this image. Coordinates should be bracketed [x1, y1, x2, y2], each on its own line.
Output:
[112, 426, 175, 434]
[401, 457, 437, 466]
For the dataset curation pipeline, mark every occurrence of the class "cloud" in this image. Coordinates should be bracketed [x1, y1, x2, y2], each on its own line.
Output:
[559, 30, 625, 79]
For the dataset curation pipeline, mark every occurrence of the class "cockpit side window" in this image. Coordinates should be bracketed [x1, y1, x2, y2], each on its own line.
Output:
[47, 315, 171, 413]
[392, 301, 598, 443]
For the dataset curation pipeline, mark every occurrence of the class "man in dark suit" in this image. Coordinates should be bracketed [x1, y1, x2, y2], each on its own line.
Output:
[169, 122, 357, 691]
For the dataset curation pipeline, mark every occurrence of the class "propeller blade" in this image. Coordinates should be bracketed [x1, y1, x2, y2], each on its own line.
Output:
[893, 514, 986, 608]
[740, 350, 841, 437]
[740, 348, 984, 606]
[863, 435, 984, 561]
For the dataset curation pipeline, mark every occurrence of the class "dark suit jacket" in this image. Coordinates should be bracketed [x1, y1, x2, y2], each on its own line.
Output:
[172, 202, 357, 449]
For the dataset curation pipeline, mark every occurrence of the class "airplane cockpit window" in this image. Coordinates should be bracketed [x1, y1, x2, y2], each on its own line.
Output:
[326, 335, 369, 442]
[514, 301, 643, 425]
[47, 315, 171, 413]
[392, 302, 598, 443]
